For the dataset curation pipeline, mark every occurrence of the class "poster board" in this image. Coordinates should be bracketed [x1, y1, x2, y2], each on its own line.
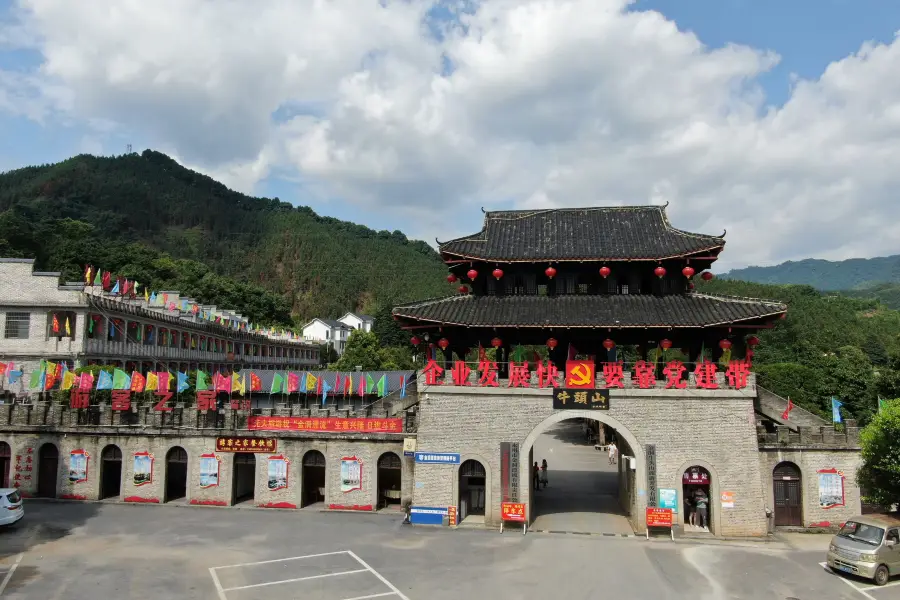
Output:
[340, 456, 363, 493]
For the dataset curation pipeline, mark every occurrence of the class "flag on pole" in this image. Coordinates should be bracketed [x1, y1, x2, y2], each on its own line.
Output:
[157, 372, 171, 393]
[110, 280, 120, 295]
[250, 372, 262, 392]
[146, 372, 159, 393]
[377, 374, 387, 397]
[96, 370, 113, 390]
[366, 374, 376, 394]
[112, 369, 131, 390]
[271, 372, 285, 394]
[781, 397, 794, 421]
[400, 375, 407, 399]
[287, 372, 299, 393]
[84, 265, 92, 284]
[64, 317, 71, 336]
[321, 379, 332, 405]
[344, 374, 352, 396]
[196, 371, 209, 391]
[61, 368, 76, 391]
[358, 373, 366, 396]
[79, 372, 94, 391]
[7, 369, 22, 385]
[131, 371, 146, 392]
[831, 397, 843, 423]
[178, 372, 190, 393]
[305, 373, 317, 392]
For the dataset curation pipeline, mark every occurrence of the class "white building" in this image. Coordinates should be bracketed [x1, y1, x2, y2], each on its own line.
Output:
[337, 312, 374, 333]
[301, 318, 353, 355]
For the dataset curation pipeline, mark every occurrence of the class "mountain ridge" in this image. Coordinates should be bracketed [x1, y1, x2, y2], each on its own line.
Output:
[722, 254, 900, 291]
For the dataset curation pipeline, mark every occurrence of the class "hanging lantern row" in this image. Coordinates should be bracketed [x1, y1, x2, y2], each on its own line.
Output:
[492, 268, 504, 280]
[491, 337, 503, 348]
[599, 266, 611, 278]
[660, 339, 672, 350]
[545, 266, 557, 279]
[603, 338, 615, 350]
[546, 337, 558, 350]
[701, 271, 714, 281]
[438, 338, 450, 351]
[467, 269, 478, 281]
[654, 266, 666, 278]
[682, 266, 695, 278]
[447, 266, 713, 283]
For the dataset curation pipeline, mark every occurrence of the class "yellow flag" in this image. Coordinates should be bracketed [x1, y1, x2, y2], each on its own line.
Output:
[146, 372, 159, 393]
[305, 373, 316, 392]
[61, 370, 76, 390]
[144, 287, 150, 302]
[232, 372, 245, 395]
[168, 371, 175, 390]
[64, 317, 71, 336]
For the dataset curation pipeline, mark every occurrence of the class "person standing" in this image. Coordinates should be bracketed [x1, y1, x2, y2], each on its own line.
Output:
[694, 489, 708, 530]
[607, 441, 618, 465]
[540, 459, 549, 488]
[533, 462, 541, 491]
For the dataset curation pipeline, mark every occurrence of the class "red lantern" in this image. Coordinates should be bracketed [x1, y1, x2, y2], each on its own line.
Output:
[688, 282, 695, 290]
[682, 266, 695, 279]
[491, 337, 502, 348]
[719, 339, 732, 351]
[599, 266, 611, 278]
[467, 269, 478, 281]
[447, 273, 457, 283]
[747, 336, 760, 347]
[546, 338, 558, 350]
[545, 266, 557, 279]
[438, 338, 450, 351]
[660, 339, 672, 350]
[410, 336, 420, 346]
[603, 338, 615, 350]
[701, 271, 714, 281]
[654, 266, 666, 278]
[458, 285, 469, 294]
[492, 268, 504, 280]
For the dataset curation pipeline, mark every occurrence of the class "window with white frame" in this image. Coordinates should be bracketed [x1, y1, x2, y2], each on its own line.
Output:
[4, 312, 31, 339]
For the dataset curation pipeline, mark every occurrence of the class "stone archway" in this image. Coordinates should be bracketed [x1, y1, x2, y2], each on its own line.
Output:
[673, 458, 723, 535]
[452, 452, 493, 526]
[520, 410, 647, 531]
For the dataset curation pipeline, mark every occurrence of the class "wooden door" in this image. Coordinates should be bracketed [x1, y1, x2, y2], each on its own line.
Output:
[37, 444, 59, 498]
[773, 462, 802, 526]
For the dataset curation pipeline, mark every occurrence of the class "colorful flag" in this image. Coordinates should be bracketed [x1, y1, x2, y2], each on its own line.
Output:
[316, 376, 323, 396]
[8, 369, 22, 385]
[250, 372, 262, 392]
[93, 270, 102, 286]
[157, 371, 171, 392]
[144, 287, 150, 303]
[358, 373, 366, 396]
[287, 372, 299, 393]
[110, 280, 120, 295]
[178, 372, 190, 393]
[196, 371, 209, 391]
[145, 372, 159, 392]
[344, 374, 352, 396]
[366, 374, 376, 394]
[52, 314, 60, 333]
[112, 369, 131, 390]
[96, 370, 113, 390]
[0, 362, 7, 376]
[64, 317, 71, 336]
[29, 362, 45, 390]
[781, 397, 794, 421]
[131, 371, 146, 392]
[79, 372, 94, 391]
[271, 372, 285, 394]
[305, 372, 317, 392]
[400, 375, 407, 399]
[84, 265, 92, 284]
[878, 397, 888, 413]
[321, 378, 332, 404]
[61, 369, 76, 391]
[831, 397, 843, 423]
[231, 372, 246, 395]
[215, 372, 231, 394]
[377, 374, 387, 397]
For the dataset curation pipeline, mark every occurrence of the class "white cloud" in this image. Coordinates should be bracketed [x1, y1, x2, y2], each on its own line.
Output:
[3, 0, 900, 268]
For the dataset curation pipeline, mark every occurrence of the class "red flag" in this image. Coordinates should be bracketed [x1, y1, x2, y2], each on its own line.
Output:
[781, 397, 794, 421]
[334, 374, 342, 395]
[102, 271, 111, 290]
[52, 314, 60, 333]
[343, 374, 352, 396]
[250, 373, 262, 391]
[316, 376, 323, 395]
[357, 374, 366, 396]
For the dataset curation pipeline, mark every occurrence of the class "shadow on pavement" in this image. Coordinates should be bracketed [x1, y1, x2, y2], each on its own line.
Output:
[0, 499, 100, 559]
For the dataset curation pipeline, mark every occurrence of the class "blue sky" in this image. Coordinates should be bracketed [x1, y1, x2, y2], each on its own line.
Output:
[1, 0, 899, 254]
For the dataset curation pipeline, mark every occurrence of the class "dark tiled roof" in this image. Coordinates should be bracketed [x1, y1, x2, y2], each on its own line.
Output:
[392, 293, 786, 328]
[439, 206, 724, 261]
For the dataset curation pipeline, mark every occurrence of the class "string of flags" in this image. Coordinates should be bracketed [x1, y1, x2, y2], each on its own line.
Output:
[0, 360, 406, 401]
[82, 265, 302, 340]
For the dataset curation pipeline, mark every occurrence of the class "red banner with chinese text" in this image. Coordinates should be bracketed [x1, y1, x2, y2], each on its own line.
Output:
[646, 507, 673, 528]
[501, 502, 526, 522]
[248, 416, 403, 433]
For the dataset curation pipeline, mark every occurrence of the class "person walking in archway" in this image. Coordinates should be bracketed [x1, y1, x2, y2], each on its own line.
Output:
[607, 441, 618, 465]
[694, 488, 709, 530]
[533, 462, 541, 491]
[540, 459, 549, 488]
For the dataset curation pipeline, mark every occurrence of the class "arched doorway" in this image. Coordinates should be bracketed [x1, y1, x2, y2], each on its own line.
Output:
[301, 450, 326, 508]
[682, 465, 712, 533]
[100, 445, 122, 499]
[37, 443, 59, 498]
[459, 460, 486, 522]
[232, 453, 256, 504]
[773, 462, 803, 526]
[376, 452, 402, 509]
[0, 442, 10, 488]
[521, 412, 644, 534]
[165, 447, 188, 502]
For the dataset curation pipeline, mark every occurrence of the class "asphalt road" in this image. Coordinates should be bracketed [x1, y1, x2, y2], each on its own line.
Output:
[1, 501, 899, 600]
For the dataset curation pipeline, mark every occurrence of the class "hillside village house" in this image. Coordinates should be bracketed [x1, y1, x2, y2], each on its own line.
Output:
[302, 313, 375, 356]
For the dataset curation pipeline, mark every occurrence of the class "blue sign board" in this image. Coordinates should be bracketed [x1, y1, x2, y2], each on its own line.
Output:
[414, 452, 461, 464]
[409, 506, 449, 525]
[658, 488, 678, 511]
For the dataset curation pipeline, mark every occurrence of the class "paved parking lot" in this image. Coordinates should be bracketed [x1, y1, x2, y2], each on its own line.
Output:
[1, 501, 899, 599]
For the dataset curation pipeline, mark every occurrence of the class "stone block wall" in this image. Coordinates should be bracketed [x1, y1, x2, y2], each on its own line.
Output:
[414, 383, 769, 536]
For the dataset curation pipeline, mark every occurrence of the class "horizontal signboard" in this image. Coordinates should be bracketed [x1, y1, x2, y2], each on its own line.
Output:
[248, 416, 403, 433]
[646, 507, 673, 528]
[414, 452, 461, 464]
[215, 436, 276, 453]
[552, 388, 609, 410]
[409, 506, 450, 525]
[501, 502, 526, 522]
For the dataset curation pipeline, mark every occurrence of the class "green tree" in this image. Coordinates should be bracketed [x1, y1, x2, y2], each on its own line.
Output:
[377, 346, 415, 371]
[856, 398, 900, 508]
[329, 330, 384, 371]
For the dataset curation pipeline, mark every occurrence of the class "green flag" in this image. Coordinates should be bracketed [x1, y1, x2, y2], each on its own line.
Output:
[366, 374, 376, 394]
[93, 270, 102, 286]
[112, 368, 130, 390]
[377, 374, 387, 397]
[271, 372, 284, 394]
[879, 397, 887, 413]
[29, 361, 45, 389]
[196, 371, 209, 391]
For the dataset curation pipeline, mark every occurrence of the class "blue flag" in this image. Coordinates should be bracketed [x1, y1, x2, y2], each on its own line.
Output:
[400, 375, 407, 399]
[96, 370, 113, 390]
[177, 372, 190, 393]
[110, 280, 120, 295]
[7, 370, 22, 384]
[109, 321, 115, 338]
[321, 379, 332, 405]
[831, 397, 843, 423]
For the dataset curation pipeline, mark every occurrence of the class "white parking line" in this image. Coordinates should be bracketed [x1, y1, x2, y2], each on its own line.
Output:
[222, 568, 369, 592]
[818, 562, 900, 599]
[0, 554, 23, 597]
[214, 550, 351, 570]
[340, 593, 396, 600]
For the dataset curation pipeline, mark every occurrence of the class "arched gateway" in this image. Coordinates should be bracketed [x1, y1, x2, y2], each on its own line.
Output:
[395, 205, 790, 537]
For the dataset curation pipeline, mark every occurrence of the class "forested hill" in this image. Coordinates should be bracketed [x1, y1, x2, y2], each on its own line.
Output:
[723, 255, 900, 291]
[0, 150, 449, 325]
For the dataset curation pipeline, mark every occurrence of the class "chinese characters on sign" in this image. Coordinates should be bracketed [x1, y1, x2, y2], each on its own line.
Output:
[422, 359, 752, 390]
[817, 468, 845, 509]
[340, 456, 363, 493]
[501, 502, 527, 522]
[12, 446, 34, 489]
[552, 388, 610, 410]
[646, 508, 673, 528]
[414, 452, 461, 464]
[215, 436, 276, 453]
[248, 416, 403, 433]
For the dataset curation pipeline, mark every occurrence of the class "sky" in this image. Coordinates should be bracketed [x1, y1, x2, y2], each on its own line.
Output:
[1, 0, 899, 271]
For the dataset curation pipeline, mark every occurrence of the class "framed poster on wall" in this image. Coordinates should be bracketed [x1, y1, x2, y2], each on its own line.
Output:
[199, 453, 220, 488]
[68, 449, 89, 483]
[133, 451, 154, 486]
[267, 455, 289, 491]
[340, 456, 362, 493]
[817, 468, 845, 509]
